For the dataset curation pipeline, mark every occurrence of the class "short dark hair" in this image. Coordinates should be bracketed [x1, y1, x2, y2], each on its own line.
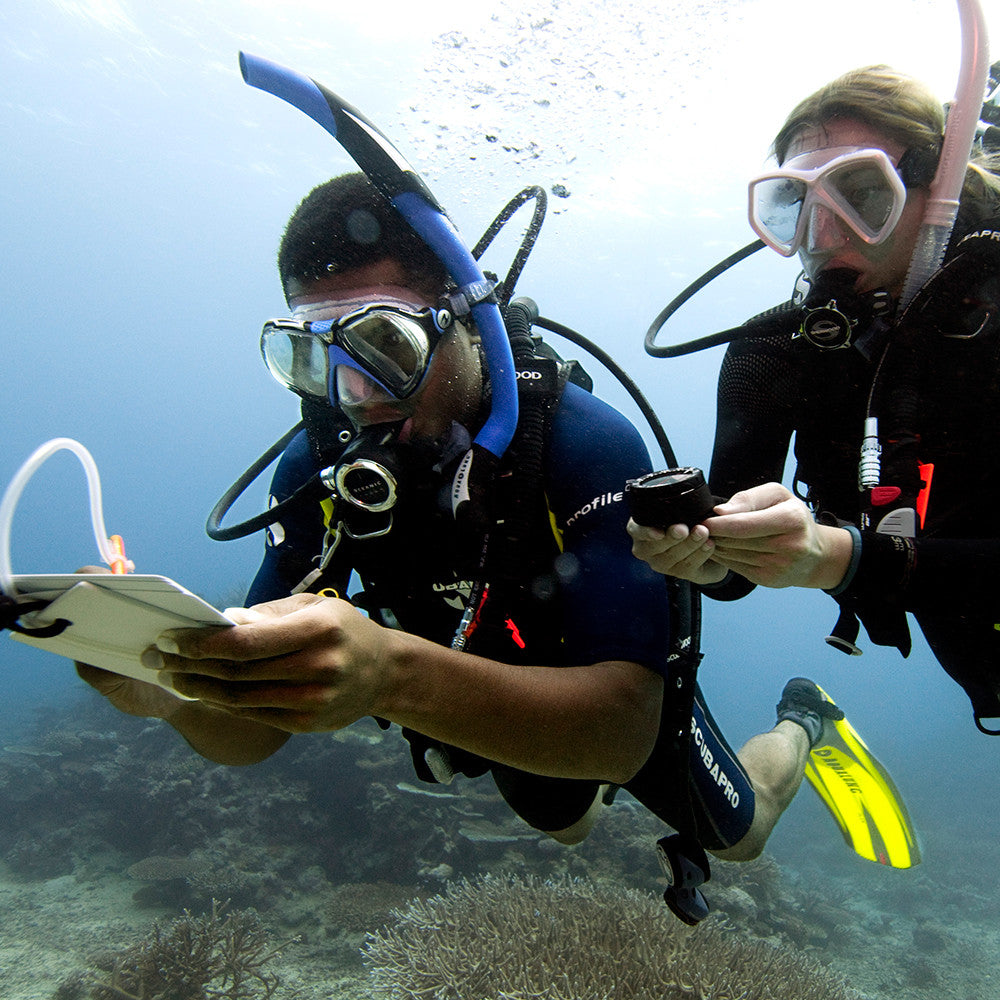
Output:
[278, 173, 449, 301]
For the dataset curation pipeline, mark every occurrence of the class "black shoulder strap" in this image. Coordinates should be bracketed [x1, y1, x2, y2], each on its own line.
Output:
[400, 352, 574, 784]
[479, 354, 570, 591]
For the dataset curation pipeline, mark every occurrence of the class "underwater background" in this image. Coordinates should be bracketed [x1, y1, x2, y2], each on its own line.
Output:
[2, 1, 997, 997]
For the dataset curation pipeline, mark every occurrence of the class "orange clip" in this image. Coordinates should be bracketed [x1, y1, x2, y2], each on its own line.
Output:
[109, 535, 129, 574]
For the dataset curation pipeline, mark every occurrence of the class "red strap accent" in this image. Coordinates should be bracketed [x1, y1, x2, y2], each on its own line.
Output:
[505, 618, 526, 649]
[915, 462, 934, 529]
[460, 584, 490, 644]
[871, 486, 902, 506]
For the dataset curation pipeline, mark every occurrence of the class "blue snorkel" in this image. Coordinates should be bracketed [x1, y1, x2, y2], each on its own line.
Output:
[238, 52, 518, 462]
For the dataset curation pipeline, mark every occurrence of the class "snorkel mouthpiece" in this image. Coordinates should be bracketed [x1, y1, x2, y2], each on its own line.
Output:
[238, 52, 517, 461]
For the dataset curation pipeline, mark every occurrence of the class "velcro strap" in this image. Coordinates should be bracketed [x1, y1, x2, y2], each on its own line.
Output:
[512, 357, 560, 396]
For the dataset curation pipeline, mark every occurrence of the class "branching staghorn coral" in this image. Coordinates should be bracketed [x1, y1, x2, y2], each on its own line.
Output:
[85, 899, 291, 1000]
[363, 873, 861, 1000]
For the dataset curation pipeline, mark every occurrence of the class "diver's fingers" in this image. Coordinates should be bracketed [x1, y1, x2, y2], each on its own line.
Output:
[169, 676, 329, 709]
[144, 641, 337, 681]
[708, 497, 812, 542]
[155, 595, 353, 663]
[168, 675, 366, 734]
[629, 520, 710, 553]
[713, 482, 795, 516]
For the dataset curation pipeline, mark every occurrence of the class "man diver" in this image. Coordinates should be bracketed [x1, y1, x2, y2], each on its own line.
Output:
[77, 172, 820, 868]
[630, 65, 1000, 733]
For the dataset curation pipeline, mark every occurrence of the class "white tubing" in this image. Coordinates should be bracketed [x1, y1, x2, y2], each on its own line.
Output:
[899, 0, 990, 308]
[0, 439, 117, 597]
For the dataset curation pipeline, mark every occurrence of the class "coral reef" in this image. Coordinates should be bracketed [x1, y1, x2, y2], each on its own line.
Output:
[0, 695, 670, 903]
[363, 873, 862, 1000]
[325, 881, 426, 934]
[0, 698, 431, 901]
[9, 694, 996, 1000]
[73, 900, 289, 1000]
[0, 695, 876, 953]
[707, 855, 859, 950]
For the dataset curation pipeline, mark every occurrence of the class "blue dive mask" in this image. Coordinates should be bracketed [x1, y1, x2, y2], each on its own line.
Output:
[261, 301, 454, 403]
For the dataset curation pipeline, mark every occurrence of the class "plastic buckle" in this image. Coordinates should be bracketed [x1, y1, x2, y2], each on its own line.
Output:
[825, 605, 863, 655]
[443, 279, 498, 318]
[656, 833, 710, 926]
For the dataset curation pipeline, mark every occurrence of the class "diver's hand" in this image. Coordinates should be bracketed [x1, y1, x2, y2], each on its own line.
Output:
[70, 564, 183, 720]
[69, 568, 288, 764]
[704, 483, 854, 590]
[144, 593, 400, 734]
[627, 518, 728, 585]
[75, 662, 183, 719]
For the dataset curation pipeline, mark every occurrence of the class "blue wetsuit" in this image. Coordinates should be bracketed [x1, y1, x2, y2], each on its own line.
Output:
[249, 381, 754, 843]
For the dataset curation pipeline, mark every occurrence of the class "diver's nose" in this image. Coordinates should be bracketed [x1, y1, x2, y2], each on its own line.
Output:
[804, 203, 849, 254]
[336, 364, 384, 407]
[335, 364, 410, 426]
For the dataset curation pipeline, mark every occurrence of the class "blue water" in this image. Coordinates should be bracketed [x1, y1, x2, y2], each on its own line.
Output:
[2, 2, 996, 996]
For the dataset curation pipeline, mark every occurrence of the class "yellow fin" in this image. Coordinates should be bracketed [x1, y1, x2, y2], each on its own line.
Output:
[804, 683, 921, 869]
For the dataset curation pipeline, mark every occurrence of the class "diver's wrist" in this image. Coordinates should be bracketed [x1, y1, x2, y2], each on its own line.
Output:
[824, 525, 862, 596]
[840, 529, 916, 603]
[816, 524, 859, 591]
[368, 625, 423, 722]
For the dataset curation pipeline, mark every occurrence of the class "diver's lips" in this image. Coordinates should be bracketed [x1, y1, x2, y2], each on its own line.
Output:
[817, 262, 862, 288]
[344, 396, 412, 429]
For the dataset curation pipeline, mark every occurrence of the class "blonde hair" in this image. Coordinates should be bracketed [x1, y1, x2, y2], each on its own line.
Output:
[773, 65, 1000, 214]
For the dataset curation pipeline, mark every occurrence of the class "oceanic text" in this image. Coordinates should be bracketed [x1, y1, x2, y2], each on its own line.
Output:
[812, 747, 863, 793]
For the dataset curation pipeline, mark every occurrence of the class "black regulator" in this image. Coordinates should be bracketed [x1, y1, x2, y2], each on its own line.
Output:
[795, 267, 892, 350]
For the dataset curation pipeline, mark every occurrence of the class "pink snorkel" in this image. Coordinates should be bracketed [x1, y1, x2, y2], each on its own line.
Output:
[899, 0, 991, 309]
[859, 0, 991, 496]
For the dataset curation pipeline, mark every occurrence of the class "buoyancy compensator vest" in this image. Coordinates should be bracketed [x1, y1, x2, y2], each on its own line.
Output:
[295, 298, 593, 783]
[829, 221, 1000, 724]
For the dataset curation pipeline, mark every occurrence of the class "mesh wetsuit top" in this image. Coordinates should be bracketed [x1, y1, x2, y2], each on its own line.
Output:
[708, 221, 1000, 726]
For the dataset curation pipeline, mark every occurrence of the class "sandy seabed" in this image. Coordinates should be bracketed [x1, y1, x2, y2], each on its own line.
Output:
[2, 848, 998, 1000]
[0, 861, 371, 1000]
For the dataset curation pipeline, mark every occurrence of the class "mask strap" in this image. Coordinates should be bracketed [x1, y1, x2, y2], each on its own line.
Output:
[897, 144, 942, 188]
[441, 278, 498, 319]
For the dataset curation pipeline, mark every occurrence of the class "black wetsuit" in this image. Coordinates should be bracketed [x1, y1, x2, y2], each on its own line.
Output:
[249, 381, 756, 846]
[707, 219, 1000, 729]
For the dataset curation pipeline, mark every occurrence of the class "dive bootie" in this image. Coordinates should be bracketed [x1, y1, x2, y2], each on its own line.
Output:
[776, 676, 845, 748]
